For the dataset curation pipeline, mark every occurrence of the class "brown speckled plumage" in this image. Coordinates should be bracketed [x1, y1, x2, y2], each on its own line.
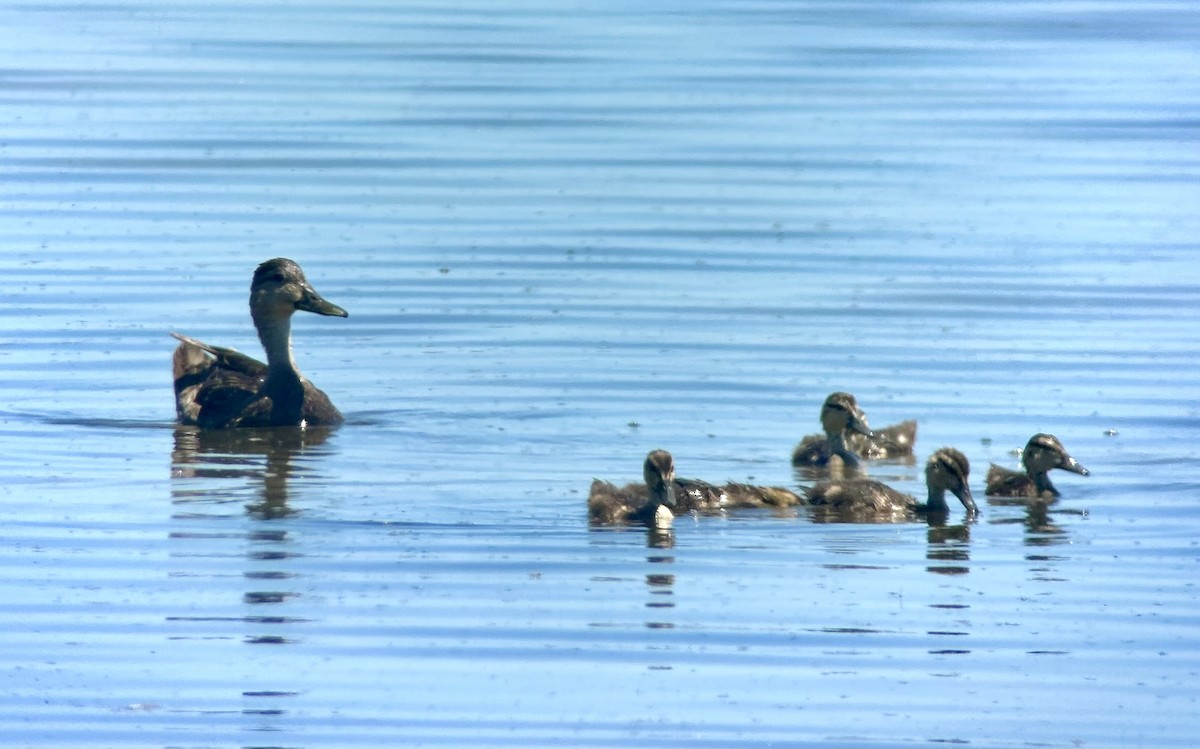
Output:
[588, 450, 678, 527]
[986, 433, 1089, 498]
[805, 447, 976, 522]
[791, 392, 875, 468]
[793, 392, 918, 467]
[589, 450, 804, 526]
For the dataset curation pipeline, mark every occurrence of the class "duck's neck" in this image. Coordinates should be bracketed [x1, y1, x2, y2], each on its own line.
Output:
[828, 432, 861, 469]
[254, 310, 305, 422]
[1031, 470, 1060, 497]
[924, 485, 950, 513]
[255, 311, 300, 378]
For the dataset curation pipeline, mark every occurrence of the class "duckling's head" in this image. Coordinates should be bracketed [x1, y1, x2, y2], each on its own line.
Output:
[642, 450, 677, 509]
[1022, 433, 1089, 477]
[925, 447, 976, 515]
[250, 258, 348, 322]
[819, 392, 873, 440]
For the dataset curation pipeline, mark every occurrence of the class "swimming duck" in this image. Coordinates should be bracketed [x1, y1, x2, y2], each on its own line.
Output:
[171, 258, 348, 429]
[804, 447, 977, 521]
[791, 392, 875, 468]
[588, 450, 679, 527]
[851, 416, 917, 461]
[588, 451, 804, 526]
[985, 433, 1089, 498]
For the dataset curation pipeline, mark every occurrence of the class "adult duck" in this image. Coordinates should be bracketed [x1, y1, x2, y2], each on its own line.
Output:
[804, 447, 977, 522]
[172, 258, 348, 429]
[985, 433, 1089, 498]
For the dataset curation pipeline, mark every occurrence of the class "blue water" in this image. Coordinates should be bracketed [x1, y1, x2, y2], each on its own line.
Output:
[1, 1, 1199, 747]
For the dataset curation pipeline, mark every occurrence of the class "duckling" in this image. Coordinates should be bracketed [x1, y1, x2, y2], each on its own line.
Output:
[850, 417, 917, 461]
[986, 433, 1089, 498]
[588, 450, 678, 527]
[171, 258, 348, 429]
[791, 392, 875, 468]
[589, 451, 804, 525]
[804, 447, 977, 521]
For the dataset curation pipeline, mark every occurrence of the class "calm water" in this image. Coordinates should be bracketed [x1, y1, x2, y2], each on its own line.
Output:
[2, 1, 1199, 747]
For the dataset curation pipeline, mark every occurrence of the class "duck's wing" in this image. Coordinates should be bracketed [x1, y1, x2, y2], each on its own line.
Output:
[172, 333, 267, 428]
[171, 332, 267, 378]
[804, 479, 916, 522]
[587, 479, 647, 524]
[673, 477, 727, 514]
[804, 478, 911, 511]
[985, 463, 1032, 497]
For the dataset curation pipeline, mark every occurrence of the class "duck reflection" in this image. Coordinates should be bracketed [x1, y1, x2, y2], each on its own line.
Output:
[169, 423, 337, 663]
[986, 495, 1083, 546]
[925, 522, 973, 576]
[171, 424, 335, 518]
[644, 543, 676, 632]
[585, 525, 678, 637]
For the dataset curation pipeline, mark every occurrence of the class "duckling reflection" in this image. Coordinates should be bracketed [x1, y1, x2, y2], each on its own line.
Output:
[172, 257, 348, 429]
[985, 433, 1089, 499]
[804, 447, 977, 524]
[589, 450, 803, 527]
[926, 523, 973, 576]
[171, 424, 334, 519]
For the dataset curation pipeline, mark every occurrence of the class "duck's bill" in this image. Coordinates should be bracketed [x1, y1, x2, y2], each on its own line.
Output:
[955, 485, 979, 515]
[847, 414, 874, 438]
[298, 286, 349, 317]
[1061, 456, 1089, 476]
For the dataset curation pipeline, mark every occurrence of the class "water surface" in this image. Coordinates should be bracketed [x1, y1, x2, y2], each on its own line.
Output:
[1, 1, 1199, 747]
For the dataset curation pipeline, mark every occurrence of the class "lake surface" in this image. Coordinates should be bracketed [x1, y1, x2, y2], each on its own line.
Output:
[2, 1, 1199, 746]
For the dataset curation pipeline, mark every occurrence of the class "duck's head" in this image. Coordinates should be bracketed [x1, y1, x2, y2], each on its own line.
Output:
[925, 447, 976, 515]
[643, 449, 677, 510]
[820, 392, 873, 440]
[250, 258, 348, 321]
[1022, 433, 1089, 477]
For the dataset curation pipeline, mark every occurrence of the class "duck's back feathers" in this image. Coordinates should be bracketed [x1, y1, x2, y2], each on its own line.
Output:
[985, 463, 1035, 497]
[171, 333, 342, 429]
[588, 479, 654, 525]
[674, 477, 804, 512]
[804, 478, 915, 519]
[721, 482, 805, 508]
[791, 434, 833, 466]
